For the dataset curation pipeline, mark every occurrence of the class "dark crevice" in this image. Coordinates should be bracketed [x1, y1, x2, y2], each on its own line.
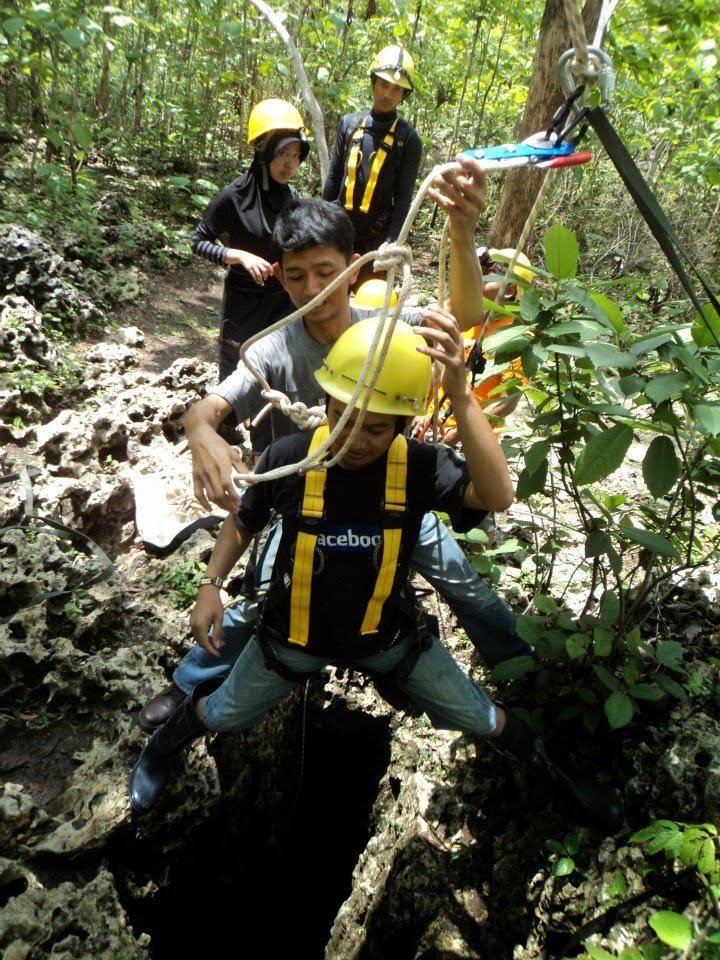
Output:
[114, 704, 392, 958]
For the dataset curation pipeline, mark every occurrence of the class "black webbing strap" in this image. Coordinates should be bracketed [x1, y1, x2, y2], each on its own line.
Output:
[587, 106, 720, 340]
[1, 466, 117, 624]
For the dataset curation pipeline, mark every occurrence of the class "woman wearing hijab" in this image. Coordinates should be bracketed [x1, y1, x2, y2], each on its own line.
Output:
[191, 99, 310, 445]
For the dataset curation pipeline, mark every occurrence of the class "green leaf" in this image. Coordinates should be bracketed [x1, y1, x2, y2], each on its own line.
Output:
[655, 640, 684, 670]
[61, 26, 87, 48]
[524, 439, 550, 475]
[628, 683, 666, 701]
[71, 123, 92, 151]
[552, 856, 576, 876]
[110, 14, 135, 27]
[490, 655, 537, 682]
[585, 529, 613, 558]
[618, 375, 647, 397]
[693, 401, 720, 437]
[648, 911, 692, 950]
[220, 20, 245, 35]
[2, 16, 26, 35]
[624, 626, 641, 652]
[574, 425, 633, 487]
[516, 616, 550, 643]
[599, 591, 620, 627]
[642, 436, 680, 499]
[582, 946, 616, 960]
[547, 344, 587, 357]
[621, 526, 681, 561]
[655, 674, 688, 700]
[45, 128, 63, 149]
[645, 372, 689, 404]
[604, 690, 635, 728]
[516, 459, 547, 499]
[584, 342, 637, 370]
[691, 303, 720, 348]
[545, 839, 567, 855]
[543, 223, 579, 279]
[593, 627, 614, 656]
[632, 820, 680, 847]
[697, 838, 717, 875]
[566, 633, 590, 658]
[590, 292, 626, 334]
[534, 593, 558, 614]
[593, 664, 620, 692]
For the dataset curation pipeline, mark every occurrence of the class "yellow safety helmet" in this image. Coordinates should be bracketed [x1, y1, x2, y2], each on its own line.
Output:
[315, 318, 431, 416]
[353, 279, 398, 310]
[247, 98, 307, 146]
[487, 248, 534, 289]
[369, 45, 415, 94]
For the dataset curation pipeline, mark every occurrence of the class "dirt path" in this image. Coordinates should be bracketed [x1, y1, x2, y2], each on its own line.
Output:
[117, 257, 225, 372]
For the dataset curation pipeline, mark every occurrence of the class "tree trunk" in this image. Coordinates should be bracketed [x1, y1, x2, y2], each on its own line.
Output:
[97, 10, 112, 123]
[488, 0, 609, 251]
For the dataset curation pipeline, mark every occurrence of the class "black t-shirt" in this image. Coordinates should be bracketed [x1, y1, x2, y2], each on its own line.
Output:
[236, 430, 486, 658]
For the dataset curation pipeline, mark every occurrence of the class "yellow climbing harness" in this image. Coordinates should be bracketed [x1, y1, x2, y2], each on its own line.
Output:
[289, 423, 408, 646]
[343, 115, 399, 215]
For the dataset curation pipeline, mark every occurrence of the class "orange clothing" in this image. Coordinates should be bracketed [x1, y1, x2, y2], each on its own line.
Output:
[420, 314, 527, 438]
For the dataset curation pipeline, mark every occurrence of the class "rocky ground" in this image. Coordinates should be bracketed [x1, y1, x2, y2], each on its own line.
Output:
[1, 224, 719, 960]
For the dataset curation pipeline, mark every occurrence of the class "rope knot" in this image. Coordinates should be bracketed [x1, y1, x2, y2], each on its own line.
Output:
[372, 243, 412, 275]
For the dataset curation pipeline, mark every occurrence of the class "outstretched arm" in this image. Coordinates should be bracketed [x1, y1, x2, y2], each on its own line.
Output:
[413, 306, 515, 512]
[427, 154, 487, 333]
[186, 394, 248, 512]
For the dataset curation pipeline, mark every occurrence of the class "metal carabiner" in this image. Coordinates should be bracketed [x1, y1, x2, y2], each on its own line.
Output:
[558, 46, 615, 111]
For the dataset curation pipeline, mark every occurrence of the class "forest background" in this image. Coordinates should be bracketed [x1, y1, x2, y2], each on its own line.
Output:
[1, 1, 720, 956]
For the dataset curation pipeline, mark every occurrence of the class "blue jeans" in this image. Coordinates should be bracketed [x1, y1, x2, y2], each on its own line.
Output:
[202, 631, 498, 737]
[173, 512, 530, 693]
[412, 513, 530, 668]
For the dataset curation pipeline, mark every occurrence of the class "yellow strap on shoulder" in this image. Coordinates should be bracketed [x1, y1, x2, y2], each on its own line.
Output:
[289, 427, 408, 645]
[358, 119, 398, 214]
[343, 117, 368, 212]
[289, 424, 329, 646]
[360, 433, 407, 634]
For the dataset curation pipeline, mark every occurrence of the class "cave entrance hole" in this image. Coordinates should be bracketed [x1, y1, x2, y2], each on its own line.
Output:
[123, 704, 392, 958]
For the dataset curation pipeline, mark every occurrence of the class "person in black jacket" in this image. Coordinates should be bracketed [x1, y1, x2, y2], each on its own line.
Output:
[191, 98, 309, 446]
[322, 45, 422, 288]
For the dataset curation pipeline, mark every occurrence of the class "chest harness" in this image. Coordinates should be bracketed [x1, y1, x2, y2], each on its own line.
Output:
[343, 114, 400, 215]
[289, 423, 408, 647]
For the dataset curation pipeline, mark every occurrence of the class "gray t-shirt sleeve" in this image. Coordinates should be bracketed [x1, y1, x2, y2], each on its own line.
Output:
[212, 319, 332, 440]
[213, 363, 264, 423]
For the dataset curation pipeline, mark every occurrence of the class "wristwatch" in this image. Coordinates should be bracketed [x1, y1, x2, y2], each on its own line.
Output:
[198, 576, 224, 589]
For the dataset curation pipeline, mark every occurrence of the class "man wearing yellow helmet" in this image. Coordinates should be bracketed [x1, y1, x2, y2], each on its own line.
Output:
[322, 44, 422, 288]
[137, 165, 532, 740]
[191, 98, 310, 446]
[129, 312, 622, 837]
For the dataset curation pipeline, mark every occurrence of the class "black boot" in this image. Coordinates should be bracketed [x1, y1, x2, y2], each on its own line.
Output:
[129, 678, 221, 813]
[493, 705, 623, 834]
